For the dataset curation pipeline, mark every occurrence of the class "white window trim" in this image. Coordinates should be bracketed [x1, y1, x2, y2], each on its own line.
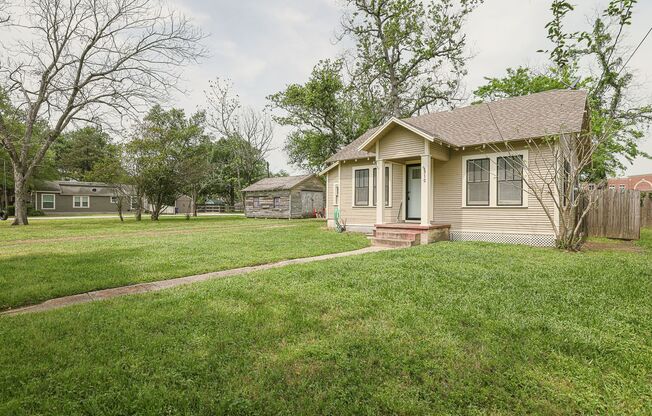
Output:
[73, 195, 90, 209]
[41, 193, 56, 210]
[110, 196, 118, 204]
[332, 182, 340, 206]
[461, 150, 529, 208]
[351, 163, 393, 208]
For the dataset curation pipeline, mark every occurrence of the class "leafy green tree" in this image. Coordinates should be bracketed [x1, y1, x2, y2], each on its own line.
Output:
[86, 144, 131, 221]
[52, 127, 114, 181]
[341, 0, 482, 118]
[473, 67, 581, 103]
[208, 136, 268, 207]
[473, 0, 650, 180]
[127, 106, 208, 220]
[268, 60, 380, 172]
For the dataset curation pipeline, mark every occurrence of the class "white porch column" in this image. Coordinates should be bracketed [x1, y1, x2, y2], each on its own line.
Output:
[376, 159, 385, 224]
[420, 141, 432, 226]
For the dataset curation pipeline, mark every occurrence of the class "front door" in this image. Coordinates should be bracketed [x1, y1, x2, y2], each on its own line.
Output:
[406, 164, 421, 220]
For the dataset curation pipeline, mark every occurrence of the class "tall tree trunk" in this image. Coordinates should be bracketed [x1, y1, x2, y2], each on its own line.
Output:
[192, 190, 198, 217]
[135, 192, 142, 221]
[12, 171, 29, 226]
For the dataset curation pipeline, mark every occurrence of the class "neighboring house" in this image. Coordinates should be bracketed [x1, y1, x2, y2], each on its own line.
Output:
[32, 181, 124, 215]
[31, 180, 191, 216]
[607, 174, 652, 191]
[321, 89, 589, 247]
[242, 175, 325, 219]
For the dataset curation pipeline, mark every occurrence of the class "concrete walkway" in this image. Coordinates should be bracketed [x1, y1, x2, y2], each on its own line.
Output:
[24, 213, 244, 220]
[2, 246, 390, 316]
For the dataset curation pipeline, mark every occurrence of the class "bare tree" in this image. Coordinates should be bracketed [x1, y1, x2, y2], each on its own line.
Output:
[0, 0, 206, 225]
[482, 128, 609, 251]
[0, 0, 9, 24]
[204, 78, 273, 202]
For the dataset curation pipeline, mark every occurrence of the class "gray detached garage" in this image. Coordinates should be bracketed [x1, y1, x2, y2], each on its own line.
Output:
[242, 174, 325, 219]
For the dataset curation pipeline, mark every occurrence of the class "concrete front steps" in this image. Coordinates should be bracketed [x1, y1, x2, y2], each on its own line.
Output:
[371, 223, 451, 248]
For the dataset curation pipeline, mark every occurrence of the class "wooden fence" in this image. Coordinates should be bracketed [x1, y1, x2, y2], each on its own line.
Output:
[642, 196, 652, 228]
[196, 204, 243, 213]
[585, 189, 640, 240]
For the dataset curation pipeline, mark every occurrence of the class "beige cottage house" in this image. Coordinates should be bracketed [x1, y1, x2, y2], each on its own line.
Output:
[320, 90, 589, 247]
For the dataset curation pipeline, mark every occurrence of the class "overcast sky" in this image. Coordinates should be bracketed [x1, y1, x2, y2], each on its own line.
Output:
[171, 0, 652, 177]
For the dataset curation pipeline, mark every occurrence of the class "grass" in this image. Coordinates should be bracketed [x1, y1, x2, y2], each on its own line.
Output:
[0, 216, 369, 310]
[0, 229, 650, 414]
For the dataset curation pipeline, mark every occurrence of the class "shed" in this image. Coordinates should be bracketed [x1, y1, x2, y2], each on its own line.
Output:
[242, 174, 325, 219]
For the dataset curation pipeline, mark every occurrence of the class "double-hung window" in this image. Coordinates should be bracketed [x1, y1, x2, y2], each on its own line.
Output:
[41, 194, 55, 210]
[466, 158, 490, 206]
[253, 197, 260, 208]
[73, 195, 89, 208]
[497, 156, 523, 206]
[273, 197, 281, 208]
[354, 169, 370, 206]
[333, 184, 340, 205]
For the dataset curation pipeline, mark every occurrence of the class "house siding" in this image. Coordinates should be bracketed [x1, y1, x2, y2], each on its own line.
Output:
[326, 140, 558, 241]
[378, 127, 425, 160]
[33, 192, 117, 214]
[433, 142, 556, 236]
[327, 160, 404, 228]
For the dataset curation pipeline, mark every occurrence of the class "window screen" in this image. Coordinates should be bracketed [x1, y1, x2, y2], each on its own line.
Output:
[466, 159, 489, 206]
[497, 156, 523, 206]
[74, 196, 89, 208]
[354, 169, 369, 206]
[42, 194, 55, 209]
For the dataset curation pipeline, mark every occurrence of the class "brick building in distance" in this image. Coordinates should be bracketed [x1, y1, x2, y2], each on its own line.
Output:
[607, 174, 652, 191]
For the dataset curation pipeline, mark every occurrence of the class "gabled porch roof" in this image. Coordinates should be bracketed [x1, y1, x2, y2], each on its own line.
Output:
[356, 117, 452, 152]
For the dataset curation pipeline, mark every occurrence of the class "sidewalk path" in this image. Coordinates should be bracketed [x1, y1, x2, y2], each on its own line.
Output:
[2, 246, 390, 316]
[23, 213, 244, 220]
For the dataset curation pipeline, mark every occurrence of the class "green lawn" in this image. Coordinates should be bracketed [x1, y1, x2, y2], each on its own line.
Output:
[0, 230, 650, 414]
[0, 216, 369, 310]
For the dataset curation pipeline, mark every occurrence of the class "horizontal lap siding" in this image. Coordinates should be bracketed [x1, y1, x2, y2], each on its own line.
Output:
[433, 143, 556, 234]
[379, 127, 424, 160]
[430, 142, 450, 161]
[35, 193, 117, 214]
[326, 160, 404, 226]
[383, 163, 403, 223]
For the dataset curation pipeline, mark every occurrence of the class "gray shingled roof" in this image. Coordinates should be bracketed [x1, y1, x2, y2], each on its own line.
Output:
[242, 174, 314, 192]
[33, 180, 128, 196]
[325, 89, 588, 163]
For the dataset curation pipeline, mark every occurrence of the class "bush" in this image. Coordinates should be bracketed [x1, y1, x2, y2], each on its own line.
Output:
[27, 207, 45, 216]
[6, 205, 15, 216]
